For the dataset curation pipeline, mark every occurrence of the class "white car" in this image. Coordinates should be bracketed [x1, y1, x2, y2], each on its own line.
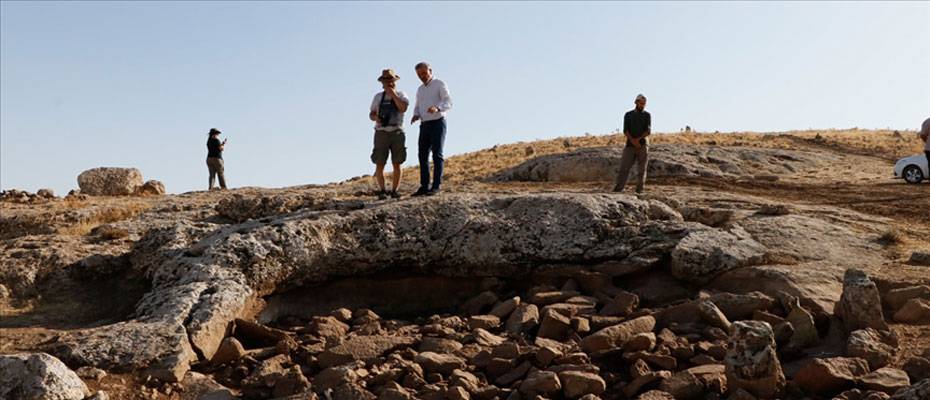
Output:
[893, 154, 929, 184]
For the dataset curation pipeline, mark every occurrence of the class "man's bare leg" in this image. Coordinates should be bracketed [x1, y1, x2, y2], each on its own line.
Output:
[374, 163, 387, 199]
[391, 163, 403, 191]
[390, 163, 403, 198]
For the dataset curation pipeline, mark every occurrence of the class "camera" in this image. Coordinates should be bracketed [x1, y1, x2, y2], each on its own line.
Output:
[378, 97, 398, 126]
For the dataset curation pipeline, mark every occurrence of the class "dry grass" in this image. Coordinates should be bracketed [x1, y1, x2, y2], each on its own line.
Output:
[345, 129, 924, 189]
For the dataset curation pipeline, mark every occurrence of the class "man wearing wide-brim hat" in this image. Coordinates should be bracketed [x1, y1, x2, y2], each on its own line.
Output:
[369, 69, 410, 199]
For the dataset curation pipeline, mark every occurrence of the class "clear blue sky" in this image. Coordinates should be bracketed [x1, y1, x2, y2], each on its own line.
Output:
[2, 1, 929, 194]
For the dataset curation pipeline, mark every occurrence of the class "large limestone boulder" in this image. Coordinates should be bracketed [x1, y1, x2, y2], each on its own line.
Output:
[0, 352, 90, 400]
[486, 145, 832, 183]
[42, 192, 889, 385]
[77, 167, 143, 196]
[725, 321, 785, 399]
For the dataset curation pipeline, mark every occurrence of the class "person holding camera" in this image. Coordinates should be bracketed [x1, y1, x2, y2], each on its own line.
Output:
[369, 69, 410, 199]
[613, 94, 651, 193]
[206, 128, 227, 190]
[411, 62, 452, 196]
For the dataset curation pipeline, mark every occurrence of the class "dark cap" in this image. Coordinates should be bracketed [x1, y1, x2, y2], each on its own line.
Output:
[209, 128, 221, 135]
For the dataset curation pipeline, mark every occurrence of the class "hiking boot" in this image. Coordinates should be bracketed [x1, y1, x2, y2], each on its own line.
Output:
[377, 190, 388, 200]
[427, 188, 442, 196]
[612, 185, 624, 192]
[390, 190, 401, 199]
[412, 187, 430, 197]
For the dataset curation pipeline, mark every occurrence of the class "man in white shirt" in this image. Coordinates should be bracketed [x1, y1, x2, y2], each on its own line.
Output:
[369, 69, 409, 199]
[410, 62, 452, 196]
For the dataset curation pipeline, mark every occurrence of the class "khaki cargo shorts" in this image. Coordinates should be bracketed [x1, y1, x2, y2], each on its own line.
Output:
[371, 129, 407, 165]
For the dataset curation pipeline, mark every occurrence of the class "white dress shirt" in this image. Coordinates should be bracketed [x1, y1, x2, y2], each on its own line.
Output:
[413, 78, 452, 122]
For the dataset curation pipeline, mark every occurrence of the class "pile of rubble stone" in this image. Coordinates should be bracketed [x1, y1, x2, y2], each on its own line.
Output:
[0, 188, 57, 203]
[176, 268, 930, 400]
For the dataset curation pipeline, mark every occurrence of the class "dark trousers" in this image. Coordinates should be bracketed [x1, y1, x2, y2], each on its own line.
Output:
[614, 145, 649, 192]
[418, 118, 446, 190]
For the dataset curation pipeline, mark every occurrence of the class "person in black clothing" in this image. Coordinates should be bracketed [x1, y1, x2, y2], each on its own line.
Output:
[613, 94, 651, 193]
[206, 128, 227, 190]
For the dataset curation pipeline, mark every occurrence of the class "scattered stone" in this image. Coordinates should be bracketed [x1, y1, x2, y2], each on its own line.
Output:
[490, 297, 521, 319]
[833, 388, 890, 400]
[558, 370, 606, 398]
[698, 300, 731, 331]
[136, 180, 166, 196]
[847, 328, 897, 369]
[313, 362, 362, 389]
[889, 378, 930, 400]
[908, 251, 930, 266]
[724, 321, 785, 399]
[308, 316, 350, 341]
[330, 308, 353, 323]
[624, 371, 672, 398]
[885, 286, 930, 312]
[181, 371, 236, 400]
[903, 356, 930, 381]
[625, 352, 678, 371]
[782, 295, 818, 352]
[210, 337, 247, 365]
[75, 366, 107, 380]
[622, 332, 657, 353]
[473, 328, 506, 347]
[537, 308, 572, 340]
[793, 356, 869, 395]
[519, 370, 562, 396]
[495, 360, 532, 386]
[415, 352, 467, 375]
[467, 315, 501, 330]
[37, 188, 55, 198]
[835, 269, 888, 332]
[319, 335, 416, 368]
[580, 315, 656, 354]
[505, 304, 540, 335]
[657, 371, 704, 400]
[637, 390, 676, 400]
[858, 367, 910, 395]
[462, 291, 499, 316]
[0, 352, 89, 400]
[599, 290, 640, 317]
[893, 298, 930, 324]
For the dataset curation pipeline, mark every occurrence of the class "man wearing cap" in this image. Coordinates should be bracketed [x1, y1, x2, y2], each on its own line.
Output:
[410, 62, 453, 196]
[613, 94, 651, 193]
[369, 69, 410, 199]
[206, 128, 227, 190]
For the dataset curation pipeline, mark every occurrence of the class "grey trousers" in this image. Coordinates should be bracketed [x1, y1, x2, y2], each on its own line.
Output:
[207, 157, 227, 189]
[614, 145, 649, 192]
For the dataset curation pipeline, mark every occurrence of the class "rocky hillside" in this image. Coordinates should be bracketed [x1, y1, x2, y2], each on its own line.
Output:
[1, 129, 929, 400]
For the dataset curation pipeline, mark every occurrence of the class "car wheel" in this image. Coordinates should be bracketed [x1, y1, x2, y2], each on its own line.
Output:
[903, 165, 924, 184]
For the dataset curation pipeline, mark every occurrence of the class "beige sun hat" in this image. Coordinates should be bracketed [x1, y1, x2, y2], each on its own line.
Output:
[377, 69, 400, 82]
